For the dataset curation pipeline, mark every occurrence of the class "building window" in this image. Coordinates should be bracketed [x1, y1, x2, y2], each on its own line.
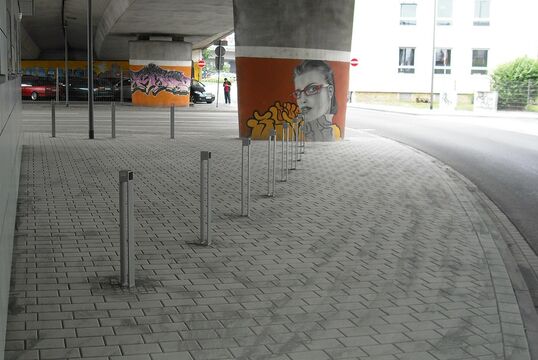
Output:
[400, 3, 417, 25]
[398, 48, 415, 73]
[471, 49, 488, 74]
[434, 48, 452, 74]
[437, 0, 453, 25]
[474, 0, 490, 26]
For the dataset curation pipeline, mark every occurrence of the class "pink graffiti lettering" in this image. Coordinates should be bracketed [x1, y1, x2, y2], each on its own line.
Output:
[131, 63, 190, 96]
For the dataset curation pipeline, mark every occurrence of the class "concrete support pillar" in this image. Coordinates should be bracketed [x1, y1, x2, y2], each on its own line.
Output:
[129, 41, 192, 107]
[233, 0, 355, 141]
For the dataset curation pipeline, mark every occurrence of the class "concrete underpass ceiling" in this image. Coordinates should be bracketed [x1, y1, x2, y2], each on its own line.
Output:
[21, 0, 234, 60]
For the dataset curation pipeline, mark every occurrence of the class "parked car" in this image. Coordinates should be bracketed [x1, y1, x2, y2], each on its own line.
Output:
[113, 78, 132, 102]
[21, 75, 57, 101]
[190, 79, 215, 104]
[66, 77, 100, 101]
[95, 78, 115, 101]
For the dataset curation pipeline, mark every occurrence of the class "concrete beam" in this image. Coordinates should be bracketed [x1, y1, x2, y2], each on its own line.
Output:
[94, 0, 134, 59]
[20, 22, 40, 59]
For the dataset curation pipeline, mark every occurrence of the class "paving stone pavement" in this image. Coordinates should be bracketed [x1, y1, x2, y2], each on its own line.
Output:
[5, 109, 536, 359]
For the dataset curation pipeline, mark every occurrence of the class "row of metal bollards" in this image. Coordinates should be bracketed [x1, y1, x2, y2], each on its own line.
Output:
[112, 121, 304, 288]
[118, 150, 213, 288]
[241, 120, 305, 217]
[50, 102, 178, 139]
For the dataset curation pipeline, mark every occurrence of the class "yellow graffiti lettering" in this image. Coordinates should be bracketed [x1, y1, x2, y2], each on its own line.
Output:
[247, 101, 302, 140]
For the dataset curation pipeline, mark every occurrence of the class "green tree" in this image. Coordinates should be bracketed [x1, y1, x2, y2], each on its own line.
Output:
[202, 48, 216, 75]
[491, 57, 538, 110]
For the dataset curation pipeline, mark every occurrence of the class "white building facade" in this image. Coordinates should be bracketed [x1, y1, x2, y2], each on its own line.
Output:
[349, 0, 538, 101]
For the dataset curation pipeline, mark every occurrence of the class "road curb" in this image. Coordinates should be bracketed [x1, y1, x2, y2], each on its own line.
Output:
[349, 103, 538, 120]
[391, 138, 538, 360]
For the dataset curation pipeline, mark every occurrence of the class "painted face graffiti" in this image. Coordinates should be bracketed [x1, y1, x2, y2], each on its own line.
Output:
[131, 63, 190, 96]
[293, 72, 333, 123]
[292, 60, 339, 141]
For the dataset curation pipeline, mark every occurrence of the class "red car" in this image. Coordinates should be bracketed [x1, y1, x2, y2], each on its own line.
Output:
[21, 76, 57, 101]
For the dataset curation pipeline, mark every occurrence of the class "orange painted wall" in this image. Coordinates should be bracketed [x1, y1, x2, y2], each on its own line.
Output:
[236, 57, 350, 140]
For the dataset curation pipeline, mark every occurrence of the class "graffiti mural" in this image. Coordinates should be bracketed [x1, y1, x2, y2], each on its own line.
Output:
[131, 63, 190, 96]
[237, 57, 349, 141]
[129, 63, 191, 107]
[291, 60, 340, 141]
[22, 60, 128, 79]
[247, 101, 300, 140]
[246, 100, 342, 141]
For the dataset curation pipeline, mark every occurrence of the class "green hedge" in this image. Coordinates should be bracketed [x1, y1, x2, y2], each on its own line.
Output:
[491, 57, 538, 110]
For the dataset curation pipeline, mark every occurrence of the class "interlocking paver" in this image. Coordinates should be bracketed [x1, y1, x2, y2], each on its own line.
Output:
[5, 106, 534, 359]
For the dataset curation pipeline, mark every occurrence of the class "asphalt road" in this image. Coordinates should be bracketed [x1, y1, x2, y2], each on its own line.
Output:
[346, 106, 538, 256]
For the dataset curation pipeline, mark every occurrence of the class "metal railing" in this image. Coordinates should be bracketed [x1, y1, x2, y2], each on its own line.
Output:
[21, 72, 130, 103]
[493, 79, 538, 110]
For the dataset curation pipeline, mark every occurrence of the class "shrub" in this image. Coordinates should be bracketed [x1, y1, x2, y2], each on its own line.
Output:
[491, 57, 538, 110]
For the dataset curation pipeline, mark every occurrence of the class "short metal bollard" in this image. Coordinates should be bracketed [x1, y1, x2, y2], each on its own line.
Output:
[290, 120, 298, 170]
[241, 138, 251, 216]
[120, 70, 124, 104]
[55, 68, 59, 103]
[267, 129, 276, 197]
[200, 151, 212, 245]
[111, 102, 116, 138]
[298, 124, 303, 160]
[294, 121, 299, 168]
[282, 122, 289, 181]
[119, 170, 135, 288]
[170, 104, 175, 139]
[299, 123, 306, 155]
[51, 101, 56, 137]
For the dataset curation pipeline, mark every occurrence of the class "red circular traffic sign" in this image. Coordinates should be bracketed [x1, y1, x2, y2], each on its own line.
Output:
[198, 59, 206, 68]
[350, 58, 359, 67]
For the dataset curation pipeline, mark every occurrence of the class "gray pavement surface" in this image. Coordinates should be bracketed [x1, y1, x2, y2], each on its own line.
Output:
[345, 105, 538, 313]
[5, 105, 538, 359]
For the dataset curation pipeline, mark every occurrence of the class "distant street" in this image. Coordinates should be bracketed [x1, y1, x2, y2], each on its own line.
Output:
[346, 106, 538, 255]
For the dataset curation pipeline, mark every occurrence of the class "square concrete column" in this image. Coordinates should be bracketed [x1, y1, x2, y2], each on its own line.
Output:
[234, 0, 355, 141]
[129, 40, 192, 107]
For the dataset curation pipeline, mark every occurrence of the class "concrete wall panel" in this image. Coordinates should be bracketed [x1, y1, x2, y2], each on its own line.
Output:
[0, 1, 22, 359]
[0, 76, 22, 360]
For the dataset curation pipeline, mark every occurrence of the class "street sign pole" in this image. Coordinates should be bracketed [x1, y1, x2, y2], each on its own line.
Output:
[216, 40, 222, 108]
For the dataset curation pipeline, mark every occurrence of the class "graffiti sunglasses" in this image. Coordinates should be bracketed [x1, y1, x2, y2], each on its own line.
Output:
[292, 83, 329, 99]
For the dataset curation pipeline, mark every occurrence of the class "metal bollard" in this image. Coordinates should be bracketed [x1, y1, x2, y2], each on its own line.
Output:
[111, 102, 116, 138]
[120, 70, 124, 104]
[267, 129, 276, 197]
[170, 104, 175, 139]
[289, 122, 294, 170]
[297, 124, 302, 161]
[55, 68, 59, 103]
[51, 101, 56, 137]
[200, 151, 212, 245]
[300, 125, 306, 154]
[294, 121, 299, 169]
[283, 122, 289, 181]
[290, 120, 298, 170]
[119, 170, 135, 288]
[281, 124, 285, 182]
[241, 138, 251, 216]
